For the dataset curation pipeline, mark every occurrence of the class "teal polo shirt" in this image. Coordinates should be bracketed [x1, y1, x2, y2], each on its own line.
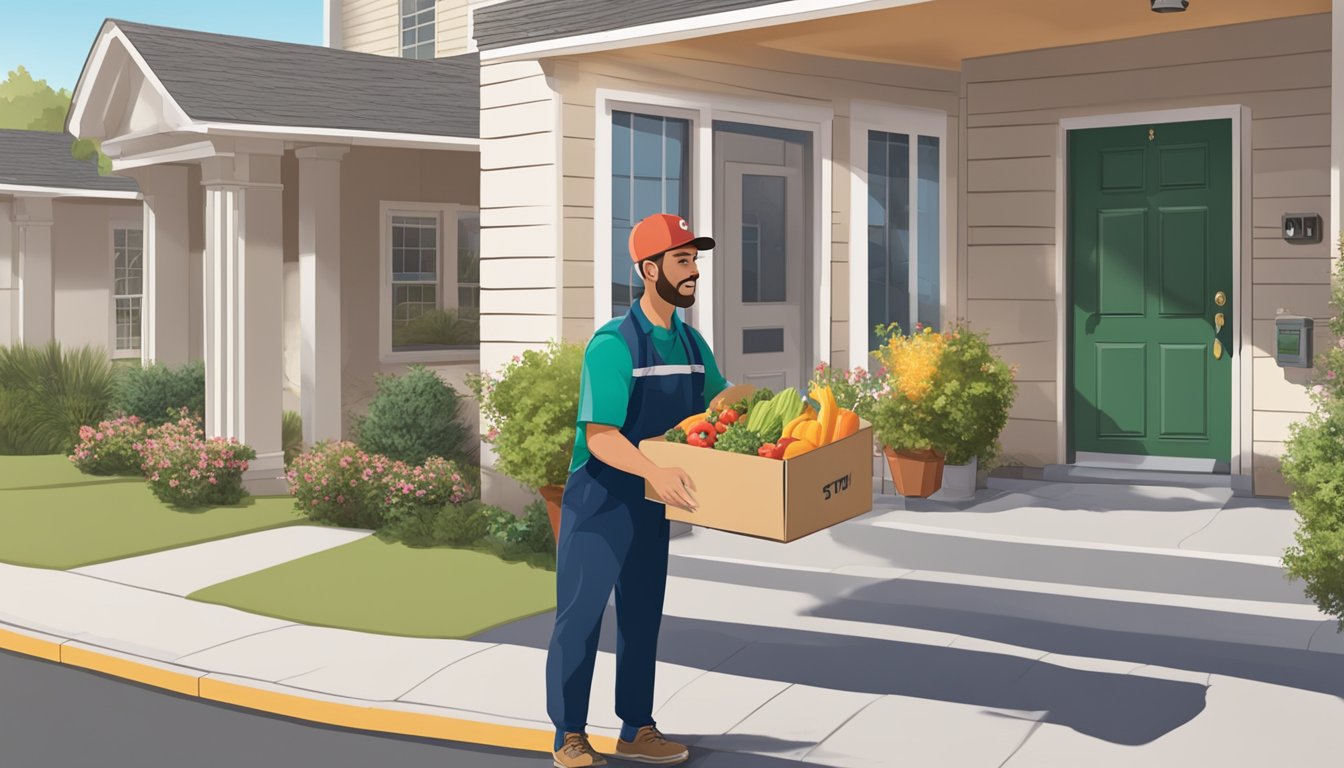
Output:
[569, 309, 729, 474]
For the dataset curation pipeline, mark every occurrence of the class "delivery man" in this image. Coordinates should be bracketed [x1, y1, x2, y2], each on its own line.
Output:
[546, 213, 730, 767]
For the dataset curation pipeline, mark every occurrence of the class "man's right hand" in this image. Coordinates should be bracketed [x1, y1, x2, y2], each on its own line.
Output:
[648, 466, 698, 511]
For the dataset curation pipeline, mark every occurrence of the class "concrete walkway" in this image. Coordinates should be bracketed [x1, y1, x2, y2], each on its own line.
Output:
[2, 480, 1343, 766]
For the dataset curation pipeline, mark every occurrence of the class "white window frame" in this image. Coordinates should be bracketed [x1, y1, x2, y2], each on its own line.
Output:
[594, 86, 833, 362]
[400, 0, 436, 59]
[848, 101, 949, 370]
[108, 220, 144, 359]
[378, 201, 479, 364]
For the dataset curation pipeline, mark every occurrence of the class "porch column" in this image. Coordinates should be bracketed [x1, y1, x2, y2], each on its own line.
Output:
[200, 145, 287, 495]
[1334, 0, 1344, 259]
[295, 146, 348, 445]
[131, 164, 191, 367]
[13, 197, 54, 347]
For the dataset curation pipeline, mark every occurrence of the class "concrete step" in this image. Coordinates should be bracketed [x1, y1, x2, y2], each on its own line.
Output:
[989, 464, 1253, 494]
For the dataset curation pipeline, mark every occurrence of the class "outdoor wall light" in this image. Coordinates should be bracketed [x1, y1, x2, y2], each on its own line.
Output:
[1151, 0, 1189, 11]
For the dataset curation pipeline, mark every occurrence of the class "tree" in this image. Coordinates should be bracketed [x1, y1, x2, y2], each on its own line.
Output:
[0, 66, 71, 131]
[0, 66, 111, 175]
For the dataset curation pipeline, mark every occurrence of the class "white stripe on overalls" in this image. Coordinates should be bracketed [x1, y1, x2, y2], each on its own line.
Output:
[631, 364, 705, 377]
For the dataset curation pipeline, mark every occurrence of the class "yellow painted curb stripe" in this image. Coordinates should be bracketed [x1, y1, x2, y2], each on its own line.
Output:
[0, 626, 62, 662]
[1, 632, 605, 755]
[61, 644, 201, 698]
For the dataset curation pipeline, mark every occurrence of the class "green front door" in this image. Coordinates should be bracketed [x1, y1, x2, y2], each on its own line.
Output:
[1069, 119, 1232, 462]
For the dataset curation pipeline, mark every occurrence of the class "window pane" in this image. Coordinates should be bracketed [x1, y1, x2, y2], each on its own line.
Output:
[741, 222, 759, 303]
[743, 174, 786, 303]
[417, 42, 434, 59]
[869, 131, 910, 350]
[458, 215, 480, 283]
[402, 29, 416, 47]
[114, 229, 126, 248]
[611, 112, 690, 318]
[917, 136, 940, 331]
[128, 229, 143, 248]
[401, 0, 416, 15]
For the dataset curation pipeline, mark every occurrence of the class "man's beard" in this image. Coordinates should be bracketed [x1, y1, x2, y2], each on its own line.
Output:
[653, 268, 696, 309]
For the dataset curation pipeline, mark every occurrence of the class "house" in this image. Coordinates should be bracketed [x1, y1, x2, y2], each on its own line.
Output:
[67, 18, 481, 494]
[0, 129, 143, 358]
[462, 0, 1343, 500]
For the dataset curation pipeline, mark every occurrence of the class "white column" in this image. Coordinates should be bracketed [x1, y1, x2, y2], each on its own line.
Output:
[130, 164, 191, 367]
[0, 201, 13, 347]
[296, 146, 349, 445]
[13, 197, 54, 347]
[200, 145, 287, 495]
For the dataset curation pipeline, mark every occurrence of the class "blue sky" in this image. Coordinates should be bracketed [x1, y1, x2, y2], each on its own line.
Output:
[0, 0, 325, 92]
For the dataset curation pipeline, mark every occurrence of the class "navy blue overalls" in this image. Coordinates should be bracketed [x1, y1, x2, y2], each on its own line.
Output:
[545, 301, 706, 748]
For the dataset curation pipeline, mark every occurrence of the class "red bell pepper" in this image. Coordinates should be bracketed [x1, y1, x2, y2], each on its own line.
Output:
[718, 409, 740, 425]
[687, 421, 717, 448]
[758, 443, 777, 458]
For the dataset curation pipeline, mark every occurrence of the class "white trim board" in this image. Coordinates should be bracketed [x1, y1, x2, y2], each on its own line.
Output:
[479, 0, 933, 63]
[592, 85, 834, 370]
[1054, 105, 1250, 482]
[847, 101, 950, 371]
[0, 184, 140, 200]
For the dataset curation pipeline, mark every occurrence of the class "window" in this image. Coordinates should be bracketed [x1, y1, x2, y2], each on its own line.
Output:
[401, 0, 435, 59]
[610, 110, 691, 317]
[868, 129, 940, 350]
[382, 204, 478, 359]
[113, 227, 143, 352]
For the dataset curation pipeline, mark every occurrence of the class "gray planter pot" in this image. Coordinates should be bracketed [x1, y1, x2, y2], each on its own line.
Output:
[931, 456, 978, 501]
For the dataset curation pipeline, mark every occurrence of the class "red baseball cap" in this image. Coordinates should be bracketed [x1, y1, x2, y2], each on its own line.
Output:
[628, 214, 715, 263]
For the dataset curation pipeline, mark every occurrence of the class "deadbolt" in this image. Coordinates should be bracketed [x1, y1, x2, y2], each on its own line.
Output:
[1215, 291, 1227, 307]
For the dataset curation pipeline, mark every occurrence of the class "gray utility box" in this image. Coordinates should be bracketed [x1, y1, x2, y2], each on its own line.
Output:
[1275, 316, 1313, 368]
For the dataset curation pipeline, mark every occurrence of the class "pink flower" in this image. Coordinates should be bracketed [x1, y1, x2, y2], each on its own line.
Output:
[1313, 384, 1326, 394]
[1329, 370, 1338, 380]
[169, 479, 179, 487]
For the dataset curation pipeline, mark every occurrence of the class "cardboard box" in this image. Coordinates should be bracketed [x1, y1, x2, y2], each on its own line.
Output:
[639, 420, 874, 542]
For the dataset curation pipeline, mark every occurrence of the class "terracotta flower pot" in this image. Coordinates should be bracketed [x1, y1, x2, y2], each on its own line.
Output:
[883, 446, 945, 498]
[538, 484, 565, 545]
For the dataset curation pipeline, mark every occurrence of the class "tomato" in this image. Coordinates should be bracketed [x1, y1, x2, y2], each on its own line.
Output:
[718, 409, 740, 425]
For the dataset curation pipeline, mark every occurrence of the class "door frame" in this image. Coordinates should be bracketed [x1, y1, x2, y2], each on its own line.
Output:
[1056, 105, 1251, 483]
[592, 86, 834, 372]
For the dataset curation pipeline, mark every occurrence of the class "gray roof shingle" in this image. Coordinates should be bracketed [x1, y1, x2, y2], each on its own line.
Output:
[0, 129, 138, 193]
[474, 0, 786, 51]
[109, 19, 478, 139]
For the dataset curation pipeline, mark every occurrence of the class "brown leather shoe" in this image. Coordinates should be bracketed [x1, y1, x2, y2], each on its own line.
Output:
[614, 726, 689, 764]
[553, 732, 608, 768]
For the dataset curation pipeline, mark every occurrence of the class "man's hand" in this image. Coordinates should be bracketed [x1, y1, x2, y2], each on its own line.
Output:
[648, 466, 697, 511]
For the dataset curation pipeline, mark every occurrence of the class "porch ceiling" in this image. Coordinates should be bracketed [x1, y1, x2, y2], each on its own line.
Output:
[680, 0, 1330, 69]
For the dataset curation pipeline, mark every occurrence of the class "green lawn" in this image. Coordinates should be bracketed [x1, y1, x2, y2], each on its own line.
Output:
[189, 536, 557, 638]
[0, 455, 307, 569]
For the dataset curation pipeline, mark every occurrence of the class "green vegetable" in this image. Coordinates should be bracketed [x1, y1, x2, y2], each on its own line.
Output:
[714, 424, 764, 455]
[748, 388, 805, 444]
[664, 427, 687, 443]
[738, 387, 776, 430]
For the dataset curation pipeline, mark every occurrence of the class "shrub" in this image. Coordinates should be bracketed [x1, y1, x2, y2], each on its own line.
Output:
[924, 325, 1017, 466]
[351, 365, 472, 467]
[0, 341, 118, 454]
[68, 415, 150, 476]
[138, 411, 255, 507]
[809, 362, 886, 423]
[468, 341, 584, 490]
[389, 499, 493, 548]
[391, 307, 479, 347]
[378, 455, 476, 529]
[1282, 244, 1344, 629]
[484, 500, 555, 553]
[870, 323, 949, 454]
[111, 359, 205, 426]
[282, 410, 304, 468]
[287, 441, 390, 529]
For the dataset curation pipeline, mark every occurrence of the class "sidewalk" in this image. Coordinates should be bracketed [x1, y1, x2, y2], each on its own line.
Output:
[2, 480, 1343, 767]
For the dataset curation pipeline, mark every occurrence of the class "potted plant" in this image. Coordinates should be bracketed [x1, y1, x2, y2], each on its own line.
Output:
[923, 325, 1018, 501]
[468, 340, 584, 544]
[870, 322, 950, 497]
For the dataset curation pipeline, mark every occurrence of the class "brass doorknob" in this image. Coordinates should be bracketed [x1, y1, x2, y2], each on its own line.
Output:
[1215, 291, 1227, 307]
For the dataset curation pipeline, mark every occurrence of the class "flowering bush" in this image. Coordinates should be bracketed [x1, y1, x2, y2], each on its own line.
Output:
[378, 454, 476, 528]
[137, 410, 255, 507]
[809, 363, 886, 423]
[287, 441, 391, 529]
[287, 441, 476, 530]
[870, 323, 950, 454]
[68, 415, 149, 475]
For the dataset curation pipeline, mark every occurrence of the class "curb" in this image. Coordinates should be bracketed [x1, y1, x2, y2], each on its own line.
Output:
[0, 623, 595, 755]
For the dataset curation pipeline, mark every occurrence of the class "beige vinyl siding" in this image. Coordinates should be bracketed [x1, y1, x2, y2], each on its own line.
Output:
[541, 43, 960, 373]
[962, 12, 1331, 495]
[436, 0, 471, 56]
[50, 200, 145, 355]
[478, 61, 561, 378]
[341, 0, 398, 57]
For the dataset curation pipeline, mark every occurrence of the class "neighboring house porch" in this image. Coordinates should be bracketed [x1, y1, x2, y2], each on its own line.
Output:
[68, 19, 481, 494]
[0, 129, 143, 358]
[473, 0, 1342, 499]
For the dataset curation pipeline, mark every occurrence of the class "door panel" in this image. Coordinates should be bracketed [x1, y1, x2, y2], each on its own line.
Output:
[1070, 119, 1232, 462]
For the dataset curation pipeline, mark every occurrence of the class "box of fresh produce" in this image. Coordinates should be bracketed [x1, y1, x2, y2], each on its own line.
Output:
[640, 383, 874, 542]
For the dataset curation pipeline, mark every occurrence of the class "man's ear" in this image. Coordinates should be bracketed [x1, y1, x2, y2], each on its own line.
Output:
[641, 259, 659, 282]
